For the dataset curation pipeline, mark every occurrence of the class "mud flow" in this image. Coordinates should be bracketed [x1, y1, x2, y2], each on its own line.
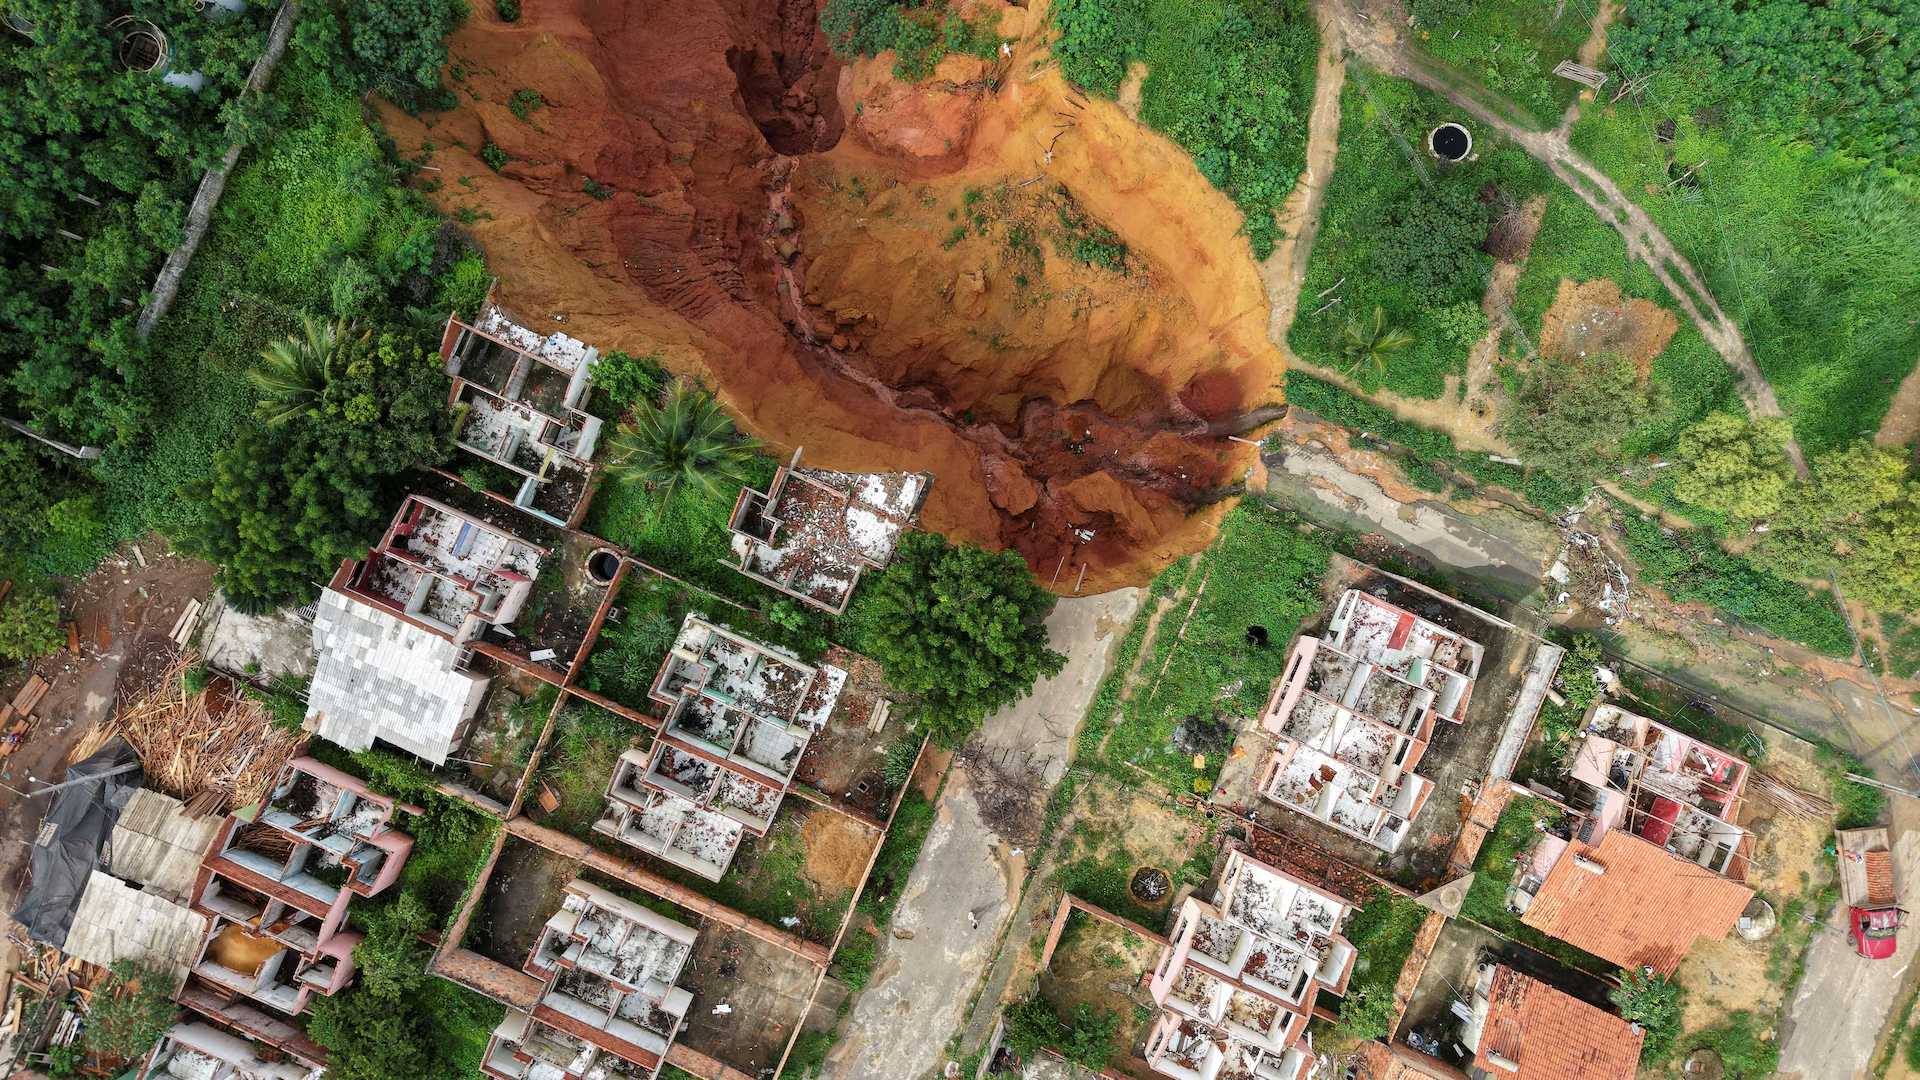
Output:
[383, 0, 1288, 588]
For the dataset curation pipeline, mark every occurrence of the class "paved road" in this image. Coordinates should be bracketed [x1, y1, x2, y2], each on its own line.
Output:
[821, 590, 1141, 1080]
[1779, 829, 1920, 1080]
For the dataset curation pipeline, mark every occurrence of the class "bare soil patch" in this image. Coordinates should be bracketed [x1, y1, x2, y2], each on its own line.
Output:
[1537, 278, 1677, 376]
[801, 808, 878, 893]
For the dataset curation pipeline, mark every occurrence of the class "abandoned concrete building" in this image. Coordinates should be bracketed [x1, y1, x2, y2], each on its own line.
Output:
[1254, 590, 1485, 852]
[725, 459, 933, 613]
[137, 1005, 327, 1080]
[1140, 850, 1355, 1080]
[1510, 704, 1756, 973]
[304, 491, 554, 764]
[187, 758, 417, 1015]
[481, 880, 699, 1080]
[440, 304, 604, 528]
[594, 614, 846, 879]
[1459, 964, 1642, 1080]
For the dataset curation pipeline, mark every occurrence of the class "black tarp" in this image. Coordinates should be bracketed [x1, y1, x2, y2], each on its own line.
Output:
[10, 737, 143, 947]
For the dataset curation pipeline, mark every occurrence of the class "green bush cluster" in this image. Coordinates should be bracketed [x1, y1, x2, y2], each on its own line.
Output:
[1003, 997, 1121, 1071]
[1608, 0, 1918, 169]
[1614, 507, 1854, 655]
[1051, 0, 1318, 259]
[1291, 75, 1553, 397]
[819, 0, 1003, 82]
[78, 961, 177, 1063]
[1611, 967, 1682, 1064]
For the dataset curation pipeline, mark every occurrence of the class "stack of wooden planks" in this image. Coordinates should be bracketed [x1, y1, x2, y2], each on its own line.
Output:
[111, 652, 305, 815]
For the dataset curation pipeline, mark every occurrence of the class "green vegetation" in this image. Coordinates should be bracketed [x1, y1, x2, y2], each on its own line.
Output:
[1461, 795, 1618, 974]
[846, 531, 1065, 747]
[1607, 0, 1917, 169]
[859, 788, 936, 927]
[1614, 504, 1854, 655]
[1875, 614, 1920, 680]
[0, 590, 63, 660]
[1050, 0, 1319, 258]
[1281, 373, 1591, 510]
[1340, 306, 1416, 383]
[1505, 352, 1651, 479]
[819, 0, 1004, 82]
[588, 349, 669, 414]
[537, 702, 644, 835]
[78, 961, 176, 1063]
[1407, 0, 1591, 126]
[1343, 891, 1427, 998]
[1004, 996, 1121, 1071]
[835, 927, 879, 990]
[1818, 744, 1887, 831]
[1669, 413, 1794, 522]
[1292, 75, 1552, 397]
[604, 381, 766, 508]
[1746, 442, 1920, 614]
[879, 737, 922, 791]
[1571, 101, 1920, 452]
[1611, 967, 1681, 1064]
[1094, 503, 1327, 791]
[1687, 1010, 1778, 1079]
[1333, 984, 1396, 1042]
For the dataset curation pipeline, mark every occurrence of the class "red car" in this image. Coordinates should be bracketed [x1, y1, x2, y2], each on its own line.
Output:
[1852, 906, 1904, 960]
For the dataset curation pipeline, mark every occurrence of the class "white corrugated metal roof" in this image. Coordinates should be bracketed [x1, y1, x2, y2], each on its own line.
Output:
[306, 589, 489, 765]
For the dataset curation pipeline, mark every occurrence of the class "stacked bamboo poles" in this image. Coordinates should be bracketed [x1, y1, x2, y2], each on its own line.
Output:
[111, 652, 305, 815]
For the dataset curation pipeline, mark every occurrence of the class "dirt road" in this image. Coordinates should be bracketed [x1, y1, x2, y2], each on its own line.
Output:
[1261, 1, 1347, 354]
[821, 590, 1140, 1080]
[1322, 0, 1810, 476]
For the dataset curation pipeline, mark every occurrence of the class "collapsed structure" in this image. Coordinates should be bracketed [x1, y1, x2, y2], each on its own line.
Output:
[1255, 590, 1483, 852]
[441, 305, 604, 528]
[595, 614, 845, 879]
[306, 493, 554, 765]
[1140, 851, 1355, 1080]
[726, 460, 932, 613]
[1512, 704, 1755, 973]
[188, 758, 416, 1015]
[482, 880, 697, 1079]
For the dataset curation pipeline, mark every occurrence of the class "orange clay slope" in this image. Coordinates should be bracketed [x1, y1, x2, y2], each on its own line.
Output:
[378, 0, 1294, 591]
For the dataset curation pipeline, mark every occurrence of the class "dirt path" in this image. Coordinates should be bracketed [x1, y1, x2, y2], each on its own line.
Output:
[1261, 3, 1348, 356]
[1876, 350, 1920, 447]
[1320, 0, 1811, 479]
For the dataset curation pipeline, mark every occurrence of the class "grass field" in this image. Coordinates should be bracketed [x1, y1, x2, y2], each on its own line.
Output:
[1407, 0, 1592, 127]
[1570, 104, 1920, 451]
[1291, 74, 1553, 398]
[1089, 503, 1329, 793]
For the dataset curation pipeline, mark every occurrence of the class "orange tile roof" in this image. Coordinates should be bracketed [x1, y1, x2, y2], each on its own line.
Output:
[1866, 848, 1897, 906]
[1476, 966, 1643, 1080]
[1522, 828, 1753, 975]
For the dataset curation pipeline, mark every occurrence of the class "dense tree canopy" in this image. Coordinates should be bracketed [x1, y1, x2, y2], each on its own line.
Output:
[1609, 0, 1920, 168]
[1374, 187, 1491, 301]
[1671, 411, 1794, 520]
[1753, 442, 1920, 611]
[854, 531, 1066, 746]
[1505, 353, 1652, 479]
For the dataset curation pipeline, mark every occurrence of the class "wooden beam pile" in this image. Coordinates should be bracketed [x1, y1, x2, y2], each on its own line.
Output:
[1750, 771, 1833, 820]
[111, 652, 305, 815]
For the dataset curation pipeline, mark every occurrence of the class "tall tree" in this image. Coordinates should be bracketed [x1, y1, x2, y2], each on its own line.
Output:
[603, 380, 763, 508]
[251, 317, 348, 426]
[1505, 353, 1651, 479]
[853, 531, 1066, 746]
[1671, 411, 1793, 520]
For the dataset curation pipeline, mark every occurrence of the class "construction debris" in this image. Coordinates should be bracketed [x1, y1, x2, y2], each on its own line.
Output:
[110, 652, 305, 815]
[1750, 771, 1834, 820]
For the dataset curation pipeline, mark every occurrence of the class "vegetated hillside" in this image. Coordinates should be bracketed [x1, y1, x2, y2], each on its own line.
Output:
[364, 0, 1299, 592]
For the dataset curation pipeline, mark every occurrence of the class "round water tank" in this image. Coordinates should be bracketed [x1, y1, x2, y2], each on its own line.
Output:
[1430, 122, 1472, 162]
[586, 549, 621, 585]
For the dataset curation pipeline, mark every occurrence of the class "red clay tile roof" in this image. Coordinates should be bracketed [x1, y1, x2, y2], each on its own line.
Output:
[1522, 828, 1753, 975]
[1476, 966, 1643, 1080]
[1866, 848, 1897, 906]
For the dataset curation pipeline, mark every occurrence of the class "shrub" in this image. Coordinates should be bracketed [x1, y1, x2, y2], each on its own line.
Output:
[1559, 634, 1603, 713]
[1690, 1011, 1778, 1079]
[880, 738, 921, 790]
[437, 253, 491, 321]
[345, 0, 472, 92]
[1334, 984, 1395, 1042]
[835, 928, 878, 990]
[1505, 353, 1651, 479]
[80, 961, 177, 1062]
[0, 591, 62, 661]
[480, 143, 508, 171]
[1003, 997, 1118, 1070]
[1374, 187, 1490, 301]
[509, 88, 541, 121]
[1612, 968, 1681, 1064]
[1671, 412, 1793, 522]
[592, 349, 670, 412]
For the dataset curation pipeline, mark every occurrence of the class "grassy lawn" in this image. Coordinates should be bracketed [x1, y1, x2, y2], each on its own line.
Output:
[1093, 503, 1329, 793]
[1407, 0, 1592, 127]
[1460, 794, 1617, 976]
[1570, 103, 1920, 453]
[581, 450, 785, 607]
[1291, 75, 1554, 399]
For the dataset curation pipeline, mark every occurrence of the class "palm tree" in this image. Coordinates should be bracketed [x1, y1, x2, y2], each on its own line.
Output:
[1341, 305, 1415, 384]
[603, 380, 764, 507]
[250, 316, 347, 426]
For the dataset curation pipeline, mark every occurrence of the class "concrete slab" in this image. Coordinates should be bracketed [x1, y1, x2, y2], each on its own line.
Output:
[198, 599, 317, 680]
[1778, 829, 1920, 1080]
[821, 589, 1142, 1080]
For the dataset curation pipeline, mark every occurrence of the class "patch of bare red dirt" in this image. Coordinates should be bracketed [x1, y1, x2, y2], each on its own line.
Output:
[382, 0, 1287, 589]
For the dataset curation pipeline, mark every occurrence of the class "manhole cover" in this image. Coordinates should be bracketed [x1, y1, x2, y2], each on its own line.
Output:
[1130, 866, 1170, 903]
